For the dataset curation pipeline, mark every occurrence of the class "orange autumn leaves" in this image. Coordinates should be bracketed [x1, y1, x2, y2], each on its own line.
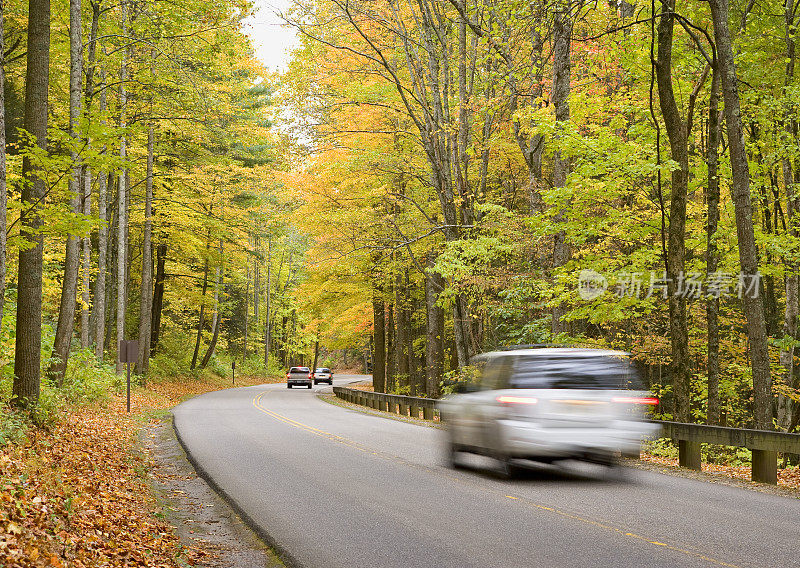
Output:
[0, 374, 278, 567]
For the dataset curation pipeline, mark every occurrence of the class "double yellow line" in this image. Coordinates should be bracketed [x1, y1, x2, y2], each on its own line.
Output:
[251, 389, 741, 568]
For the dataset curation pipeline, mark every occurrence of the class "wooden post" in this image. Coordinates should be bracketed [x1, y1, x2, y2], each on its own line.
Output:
[423, 406, 433, 420]
[678, 440, 701, 470]
[751, 449, 778, 484]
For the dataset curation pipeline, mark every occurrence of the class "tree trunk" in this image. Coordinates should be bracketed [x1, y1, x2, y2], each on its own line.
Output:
[199, 237, 223, 368]
[104, 174, 117, 358]
[93, 71, 108, 360]
[707, 67, 722, 425]
[709, 0, 773, 429]
[425, 256, 445, 397]
[14, 0, 50, 406]
[279, 315, 288, 367]
[263, 238, 272, 366]
[372, 280, 386, 393]
[199, 299, 221, 369]
[656, 0, 691, 422]
[80, 167, 91, 349]
[551, 8, 572, 336]
[244, 261, 249, 359]
[0, 0, 8, 335]
[150, 242, 166, 354]
[136, 126, 154, 377]
[452, 298, 470, 368]
[779, 0, 799, 430]
[115, 1, 128, 374]
[47, 0, 82, 385]
[190, 255, 209, 370]
[80, 2, 99, 351]
[386, 300, 395, 392]
[395, 266, 409, 387]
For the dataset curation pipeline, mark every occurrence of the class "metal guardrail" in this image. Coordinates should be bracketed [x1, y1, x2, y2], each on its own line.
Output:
[654, 420, 800, 484]
[333, 386, 800, 485]
[333, 386, 439, 420]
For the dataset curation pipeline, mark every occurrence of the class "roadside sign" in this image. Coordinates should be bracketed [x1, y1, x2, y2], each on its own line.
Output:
[119, 340, 139, 363]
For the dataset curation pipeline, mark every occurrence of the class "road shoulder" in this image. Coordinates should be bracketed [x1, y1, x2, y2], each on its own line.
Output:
[144, 417, 286, 567]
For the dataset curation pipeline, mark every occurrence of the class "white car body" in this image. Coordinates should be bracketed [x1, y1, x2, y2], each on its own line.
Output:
[439, 348, 660, 470]
[313, 368, 333, 385]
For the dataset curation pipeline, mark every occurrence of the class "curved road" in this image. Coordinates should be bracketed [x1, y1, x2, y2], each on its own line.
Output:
[173, 376, 799, 568]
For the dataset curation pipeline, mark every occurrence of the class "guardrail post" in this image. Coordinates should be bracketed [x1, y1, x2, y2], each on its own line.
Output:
[398, 401, 408, 416]
[751, 449, 778, 484]
[422, 406, 433, 420]
[409, 404, 419, 419]
[678, 440, 701, 471]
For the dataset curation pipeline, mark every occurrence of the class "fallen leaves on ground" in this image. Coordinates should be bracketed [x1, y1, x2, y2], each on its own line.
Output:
[640, 452, 800, 489]
[0, 373, 279, 567]
[346, 382, 373, 392]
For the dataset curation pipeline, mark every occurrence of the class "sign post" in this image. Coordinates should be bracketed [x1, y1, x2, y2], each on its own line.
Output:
[119, 340, 139, 412]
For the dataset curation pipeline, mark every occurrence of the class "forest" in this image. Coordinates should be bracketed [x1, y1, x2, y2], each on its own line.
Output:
[0, 0, 798, 436]
[0, 0, 318, 421]
[282, 0, 800, 434]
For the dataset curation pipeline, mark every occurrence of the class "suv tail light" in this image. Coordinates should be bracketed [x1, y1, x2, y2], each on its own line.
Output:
[496, 395, 538, 405]
[612, 396, 659, 405]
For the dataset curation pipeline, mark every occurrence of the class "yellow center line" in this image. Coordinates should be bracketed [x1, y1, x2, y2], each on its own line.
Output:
[251, 390, 742, 568]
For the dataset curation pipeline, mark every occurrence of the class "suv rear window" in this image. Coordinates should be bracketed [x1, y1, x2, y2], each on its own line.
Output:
[509, 355, 642, 390]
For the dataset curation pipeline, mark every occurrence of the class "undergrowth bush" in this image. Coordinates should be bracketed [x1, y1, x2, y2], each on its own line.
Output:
[439, 364, 483, 396]
[0, 347, 120, 432]
[62, 348, 119, 404]
[0, 405, 27, 444]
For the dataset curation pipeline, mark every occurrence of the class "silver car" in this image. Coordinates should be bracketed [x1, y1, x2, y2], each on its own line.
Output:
[313, 367, 333, 385]
[438, 347, 660, 477]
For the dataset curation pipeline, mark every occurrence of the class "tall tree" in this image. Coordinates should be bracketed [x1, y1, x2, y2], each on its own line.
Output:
[424, 254, 444, 397]
[150, 242, 166, 354]
[706, 68, 722, 425]
[13, 0, 51, 405]
[655, 0, 691, 422]
[80, 0, 102, 351]
[0, 0, 8, 333]
[48, 0, 84, 385]
[263, 238, 272, 366]
[551, 5, 573, 336]
[115, 0, 128, 374]
[709, 0, 773, 430]
[136, 126, 154, 376]
[93, 70, 109, 360]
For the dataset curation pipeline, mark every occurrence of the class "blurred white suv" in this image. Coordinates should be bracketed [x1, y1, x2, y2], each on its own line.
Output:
[438, 347, 660, 476]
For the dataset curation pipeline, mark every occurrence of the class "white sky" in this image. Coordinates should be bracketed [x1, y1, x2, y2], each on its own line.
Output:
[244, 0, 300, 73]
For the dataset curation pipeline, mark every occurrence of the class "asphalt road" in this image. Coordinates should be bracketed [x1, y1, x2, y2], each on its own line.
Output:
[173, 375, 800, 568]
